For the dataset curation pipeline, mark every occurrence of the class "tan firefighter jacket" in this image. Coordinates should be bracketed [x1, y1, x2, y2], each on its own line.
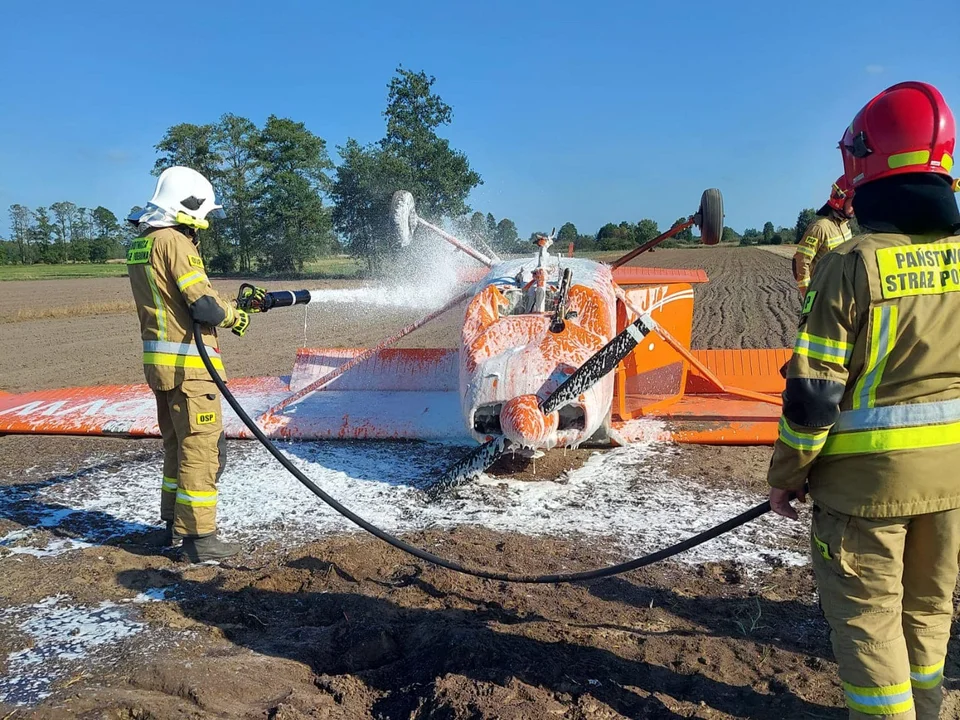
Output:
[793, 216, 852, 294]
[127, 226, 240, 392]
[768, 231, 960, 517]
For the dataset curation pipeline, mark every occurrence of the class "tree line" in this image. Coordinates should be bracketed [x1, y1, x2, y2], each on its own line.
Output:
[1, 66, 838, 272]
[2, 203, 130, 265]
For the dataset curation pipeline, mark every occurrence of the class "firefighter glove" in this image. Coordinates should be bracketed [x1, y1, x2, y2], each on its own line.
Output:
[232, 308, 251, 337]
[237, 284, 269, 313]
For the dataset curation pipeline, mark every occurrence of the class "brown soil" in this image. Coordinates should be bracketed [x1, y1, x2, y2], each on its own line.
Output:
[632, 247, 802, 349]
[1, 248, 954, 719]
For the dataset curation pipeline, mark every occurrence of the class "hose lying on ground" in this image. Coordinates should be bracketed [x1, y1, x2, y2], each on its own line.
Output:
[194, 322, 775, 583]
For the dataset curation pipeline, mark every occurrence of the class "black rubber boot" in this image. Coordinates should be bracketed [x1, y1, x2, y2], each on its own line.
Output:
[180, 533, 240, 563]
[136, 521, 178, 549]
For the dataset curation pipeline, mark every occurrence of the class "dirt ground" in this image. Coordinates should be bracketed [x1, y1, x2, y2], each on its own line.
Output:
[1, 248, 958, 719]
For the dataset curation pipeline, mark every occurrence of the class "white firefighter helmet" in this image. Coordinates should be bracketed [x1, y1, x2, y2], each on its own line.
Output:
[129, 166, 225, 229]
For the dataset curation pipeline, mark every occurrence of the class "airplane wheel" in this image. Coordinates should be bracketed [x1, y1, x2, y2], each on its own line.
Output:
[697, 188, 724, 246]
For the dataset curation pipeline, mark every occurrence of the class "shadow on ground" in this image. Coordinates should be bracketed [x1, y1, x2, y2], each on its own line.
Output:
[117, 561, 843, 719]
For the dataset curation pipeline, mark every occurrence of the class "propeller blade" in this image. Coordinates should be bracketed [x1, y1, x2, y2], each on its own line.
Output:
[540, 314, 654, 415]
[427, 436, 511, 499]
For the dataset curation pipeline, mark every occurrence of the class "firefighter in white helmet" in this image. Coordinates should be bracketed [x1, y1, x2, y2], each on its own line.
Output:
[127, 166, 264, 563]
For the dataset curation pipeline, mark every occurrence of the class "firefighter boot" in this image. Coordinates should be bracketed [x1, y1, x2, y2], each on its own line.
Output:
[136, 520, 178, 549]
[180, 533, 240, 563]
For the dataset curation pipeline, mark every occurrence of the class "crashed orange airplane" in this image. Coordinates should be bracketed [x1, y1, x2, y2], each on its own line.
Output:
[0, 189, 791, 491]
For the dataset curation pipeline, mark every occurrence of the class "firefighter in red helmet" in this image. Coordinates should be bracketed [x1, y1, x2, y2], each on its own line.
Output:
[768, 81, 960, 719]
[792, 177, 855, 296]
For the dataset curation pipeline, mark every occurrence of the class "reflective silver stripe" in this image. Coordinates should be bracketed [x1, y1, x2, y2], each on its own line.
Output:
[143, 340, 220, 356]
[834, 398, 960, 432]
[853, 305, 897, 409]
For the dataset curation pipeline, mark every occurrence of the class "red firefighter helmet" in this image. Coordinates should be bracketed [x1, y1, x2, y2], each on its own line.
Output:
[826, 175, 854, 214]
[839, 81, 955, 188]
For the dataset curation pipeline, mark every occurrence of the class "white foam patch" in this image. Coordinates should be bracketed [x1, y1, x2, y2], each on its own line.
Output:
[0, 470, 158, 557]
[4, 537, 93, 558]
[1, 529, 93, 559]
[0, 589, 175, 705]
[34, 436, 806, 569]
[0, 596, 145, 705]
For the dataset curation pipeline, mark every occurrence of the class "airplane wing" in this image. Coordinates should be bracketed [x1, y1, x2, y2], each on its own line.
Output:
[0, 349, 469, 441]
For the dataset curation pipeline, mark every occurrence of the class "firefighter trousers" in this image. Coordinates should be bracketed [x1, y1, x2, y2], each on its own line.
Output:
[811, 502, 960, 719]
[154, 379, 226, 537]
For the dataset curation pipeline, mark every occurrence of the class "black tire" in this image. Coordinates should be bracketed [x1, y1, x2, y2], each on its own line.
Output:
[697, 188, 724, 246]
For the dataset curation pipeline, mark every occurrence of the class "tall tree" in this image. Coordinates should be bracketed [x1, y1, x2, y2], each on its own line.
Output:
[557, 222, 579, 248]
[636, 219, 660, 245]
[256, 116, 334, 272]
[9, 204, 32, 263]
[673, 217, 693, 242]
[380, 67, 481, 221]
[212, 114, 262, 272]
[31, 207, 55, 262]
[332, 140, 416, 272]
[468, 211, 487, 241]
[69, 207, 93, 262]
[334, 68, 481, 273]
[50, 201, 77, 263]
[762, 221, 776, 244]
[91, 206, 122, 262]
[494, 218, 520, 253]
[153, 123, 221, 179]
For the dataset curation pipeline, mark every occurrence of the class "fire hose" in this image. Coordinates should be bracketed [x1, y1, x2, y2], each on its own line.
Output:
[194, 321, 783, 583]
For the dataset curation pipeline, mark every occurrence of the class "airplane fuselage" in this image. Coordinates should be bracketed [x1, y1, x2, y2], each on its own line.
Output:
[459, 257, 618, 450]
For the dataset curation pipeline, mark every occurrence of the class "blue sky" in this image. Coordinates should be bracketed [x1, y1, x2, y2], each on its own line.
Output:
[0, 0, 957, 240]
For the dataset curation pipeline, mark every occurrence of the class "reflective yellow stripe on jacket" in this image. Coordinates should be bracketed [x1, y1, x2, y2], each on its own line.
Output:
[793, 332, 853, 365]
[176, 270, 207, 292]
[142, 340, 224, 372]
[822, 398, 960, 455]
[778, 417, 828, 452]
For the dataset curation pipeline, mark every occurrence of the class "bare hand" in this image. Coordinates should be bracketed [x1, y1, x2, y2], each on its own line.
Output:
[769, 486, 806, 521]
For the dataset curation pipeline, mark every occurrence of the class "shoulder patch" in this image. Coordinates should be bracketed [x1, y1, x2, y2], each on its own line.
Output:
[188, 255, 204, 269]
[801, 290, 817, 315]
[126, 237, 154, 265]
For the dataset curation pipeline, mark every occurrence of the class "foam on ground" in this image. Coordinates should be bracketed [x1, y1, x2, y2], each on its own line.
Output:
[0, 592, 171, 705]
[18, 433, 806, 570]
